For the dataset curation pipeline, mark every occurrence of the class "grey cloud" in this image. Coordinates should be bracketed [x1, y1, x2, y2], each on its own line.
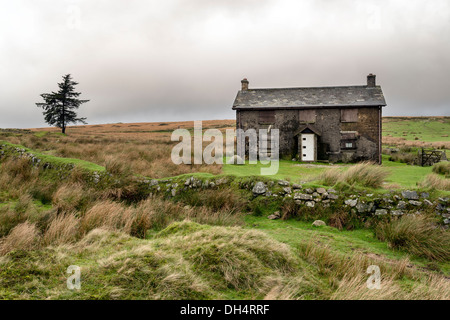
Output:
[0, 0, 449, 128]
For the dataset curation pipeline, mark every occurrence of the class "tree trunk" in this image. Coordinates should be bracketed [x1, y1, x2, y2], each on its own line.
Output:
[62, 94, 66, 134]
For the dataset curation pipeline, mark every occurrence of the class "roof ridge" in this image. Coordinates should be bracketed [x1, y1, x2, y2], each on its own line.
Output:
[244, 85, 379, 91]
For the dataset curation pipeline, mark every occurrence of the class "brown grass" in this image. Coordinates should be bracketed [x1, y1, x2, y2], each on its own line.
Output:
[382, 136, 450, 150]
[1, 120, 233, 179]
[420, 173, 450, 191]
[52, 183, 87, 213]
[375, 215, 450, 261]
[0, 221, 40, 255]
[320, 162, 390, 188]
[298, 240, 450, 300]
[43, 213, 79, 245]
[432, 161, 450, 177]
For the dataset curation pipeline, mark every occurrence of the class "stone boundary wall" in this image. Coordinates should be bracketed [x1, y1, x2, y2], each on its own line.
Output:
[1, 142, 449, 226]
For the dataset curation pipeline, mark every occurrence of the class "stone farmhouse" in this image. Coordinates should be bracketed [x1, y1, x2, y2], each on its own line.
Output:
[232, 74, 386, 163]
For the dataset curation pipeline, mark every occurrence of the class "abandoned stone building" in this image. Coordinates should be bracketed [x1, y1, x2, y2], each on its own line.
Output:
[232, 74, 386, 164]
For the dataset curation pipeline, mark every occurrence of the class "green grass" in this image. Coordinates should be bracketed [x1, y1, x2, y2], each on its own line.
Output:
[0, 141, 105, 172]
[2, 219, 448, 300]
[244, 215, 450, 275]
[381, 155, 433, 188]
[1, 139, 442, 190]
[383, 117, 450, 142]
[223, 156, 436, 189]
[223, 159, 337, 182]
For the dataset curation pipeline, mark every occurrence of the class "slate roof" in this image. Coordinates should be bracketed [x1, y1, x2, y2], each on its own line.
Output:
[232, 85, 386, 110]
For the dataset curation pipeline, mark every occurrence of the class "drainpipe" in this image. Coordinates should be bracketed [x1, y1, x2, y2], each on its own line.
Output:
[378, 106, 382, 165]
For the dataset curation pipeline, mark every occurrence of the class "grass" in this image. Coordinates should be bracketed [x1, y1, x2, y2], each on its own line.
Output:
[433, 161, 450, 177]
[319, 162, 390, 188]
[1, 220, 448, 300]
[383, 117, 450, 143]
[223, 159, 328, 182]
[375, 215, 450, 261]
[0, 141, 105, 172]
[0, 221, 321, 300]
[1, 118, 447, 189]
[224, 156, 438, 190]
[381, 155, 434, 188]
[420, 173, 450, 191]
[1, 118, 450, 300]
[244, 215, 450, 275]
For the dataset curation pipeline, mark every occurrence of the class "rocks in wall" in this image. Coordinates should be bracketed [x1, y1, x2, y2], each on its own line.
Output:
[252, 182, 267, 195]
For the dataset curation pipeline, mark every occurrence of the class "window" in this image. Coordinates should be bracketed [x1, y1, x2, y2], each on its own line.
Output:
[341, 109, 358, 122]
[299, 109, 316, 123]
[258, 110, 275, 124]
[341, 140, 357, 150]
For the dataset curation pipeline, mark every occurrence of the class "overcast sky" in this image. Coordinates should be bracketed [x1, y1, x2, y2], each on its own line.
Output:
[1, 0, 449, 128]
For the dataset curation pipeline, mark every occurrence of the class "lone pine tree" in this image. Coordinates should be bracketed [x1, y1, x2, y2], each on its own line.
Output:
[36, 74, 89, 134]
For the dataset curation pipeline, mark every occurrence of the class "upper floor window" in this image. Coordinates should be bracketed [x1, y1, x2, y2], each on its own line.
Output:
[258, 110, 275, 124]
[341, 109, 358, 123]
[299, 109, 316, 123]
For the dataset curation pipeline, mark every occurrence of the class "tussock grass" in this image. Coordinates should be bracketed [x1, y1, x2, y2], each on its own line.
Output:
[330, 274, 450, 300]
[153, 221, 324, 299]
[177, 188, 248, 213]
[298, 240, 450, 300]
[0, 222, 40, 255]
[0, 222, 322, 299]
[432, 161, 450, 177]
[1, 218, 449, 300]
[43, 213, 79, 245]
[375, 215, 450, 261]
[2, 120, 230, 178]
[420, 173, 450, 191]
[52, 183, 88, 213]
[320, 162, 390, 188]
[0, 204, 31, 238]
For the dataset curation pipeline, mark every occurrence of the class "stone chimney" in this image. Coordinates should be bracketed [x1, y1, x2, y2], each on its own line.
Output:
[241, 78, 249, 91]
[367, 74, 376, 88]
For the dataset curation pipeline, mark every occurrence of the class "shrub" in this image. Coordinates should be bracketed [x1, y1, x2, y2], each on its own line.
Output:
[432, 161, 450, 177]
[388, 152, 417, 165]
[375, 215, 450, 261]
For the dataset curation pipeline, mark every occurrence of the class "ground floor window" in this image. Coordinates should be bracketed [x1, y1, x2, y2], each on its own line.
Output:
[341, 139, 357, 150]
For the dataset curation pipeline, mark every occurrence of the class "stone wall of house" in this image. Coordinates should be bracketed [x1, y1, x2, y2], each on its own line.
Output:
[237, 109, 299, 157]
[237, 107, 381, 163]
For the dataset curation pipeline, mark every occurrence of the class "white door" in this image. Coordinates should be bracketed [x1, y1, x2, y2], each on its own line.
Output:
[301, 134, 315, 161]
